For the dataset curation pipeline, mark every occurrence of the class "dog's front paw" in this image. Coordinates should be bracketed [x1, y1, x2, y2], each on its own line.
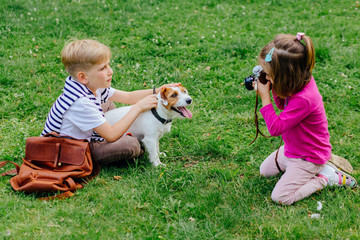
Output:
[152, 161, 166, 167]
[159, 152, 167, 157]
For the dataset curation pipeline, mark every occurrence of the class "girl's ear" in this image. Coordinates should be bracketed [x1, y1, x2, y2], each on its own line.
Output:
[77, 71, 88, 84]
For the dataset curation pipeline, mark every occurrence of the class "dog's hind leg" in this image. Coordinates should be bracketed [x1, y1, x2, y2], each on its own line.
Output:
[142, 137, 162, 167]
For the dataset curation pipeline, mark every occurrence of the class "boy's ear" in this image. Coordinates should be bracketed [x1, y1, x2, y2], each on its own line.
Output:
[77, 71, 88, 85]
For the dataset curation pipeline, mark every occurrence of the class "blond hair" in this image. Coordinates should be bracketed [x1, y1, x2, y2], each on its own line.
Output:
[258, 33, 315, 98]
[61, 39, 111, 77]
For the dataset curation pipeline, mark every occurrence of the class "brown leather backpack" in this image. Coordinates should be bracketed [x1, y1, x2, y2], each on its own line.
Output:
[1, 133, 99, 200]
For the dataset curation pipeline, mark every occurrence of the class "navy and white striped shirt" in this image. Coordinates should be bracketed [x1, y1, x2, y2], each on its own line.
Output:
[41, 76, 111, 141]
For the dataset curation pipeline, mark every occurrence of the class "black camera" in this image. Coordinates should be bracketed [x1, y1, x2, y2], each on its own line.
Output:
[244, 65, 268, 90]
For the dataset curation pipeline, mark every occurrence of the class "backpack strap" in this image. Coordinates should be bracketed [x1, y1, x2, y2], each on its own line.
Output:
[0, 161, 20, 176]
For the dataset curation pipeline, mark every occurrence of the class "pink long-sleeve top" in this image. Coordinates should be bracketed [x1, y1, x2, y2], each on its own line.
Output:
[260, 77, 332, 165]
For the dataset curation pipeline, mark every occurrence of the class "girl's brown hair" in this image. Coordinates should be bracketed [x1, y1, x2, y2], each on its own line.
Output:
[258, 33, 315, 98]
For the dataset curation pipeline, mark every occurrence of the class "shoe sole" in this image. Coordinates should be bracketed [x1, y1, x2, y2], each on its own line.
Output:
[328, 154, 353, 174]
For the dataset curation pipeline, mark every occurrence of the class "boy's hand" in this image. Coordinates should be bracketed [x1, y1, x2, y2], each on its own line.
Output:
[133, 94, 158, 113]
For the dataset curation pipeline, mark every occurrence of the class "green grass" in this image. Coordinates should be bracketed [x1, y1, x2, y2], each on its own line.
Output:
[1, 0, 360, 239]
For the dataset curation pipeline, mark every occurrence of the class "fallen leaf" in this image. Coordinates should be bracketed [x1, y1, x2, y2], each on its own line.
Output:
[114, 176, 122, 180]
[184, 161, 199, 168]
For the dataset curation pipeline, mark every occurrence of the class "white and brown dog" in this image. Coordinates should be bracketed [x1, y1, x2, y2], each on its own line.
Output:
[105, 84, 193, 167]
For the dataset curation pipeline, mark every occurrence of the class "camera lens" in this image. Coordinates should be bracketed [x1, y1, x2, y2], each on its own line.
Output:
[244, 75, 255, 90]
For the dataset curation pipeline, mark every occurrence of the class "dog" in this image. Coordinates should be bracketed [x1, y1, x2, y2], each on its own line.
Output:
[105, 84, 193, 167]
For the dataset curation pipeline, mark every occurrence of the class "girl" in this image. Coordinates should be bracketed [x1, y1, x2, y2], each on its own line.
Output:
[256, 33, 357, 205]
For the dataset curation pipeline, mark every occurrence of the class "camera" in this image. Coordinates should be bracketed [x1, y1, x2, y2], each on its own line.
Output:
[244, 65, 268, 90]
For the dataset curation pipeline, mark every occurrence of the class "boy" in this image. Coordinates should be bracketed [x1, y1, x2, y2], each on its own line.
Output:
[42, 39, 178, 164]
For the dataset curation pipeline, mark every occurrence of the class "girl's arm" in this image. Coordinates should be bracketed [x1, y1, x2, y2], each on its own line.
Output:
[272, 89, 285, 110]
[260, 97, 310, 136]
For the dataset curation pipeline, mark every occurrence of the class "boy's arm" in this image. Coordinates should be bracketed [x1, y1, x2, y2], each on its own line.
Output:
[95, 94, 158, 142]
[109, 89, 153, 105]
[108, 83, 180, 104]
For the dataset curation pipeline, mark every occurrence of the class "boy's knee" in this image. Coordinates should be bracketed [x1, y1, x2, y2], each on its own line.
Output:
[122, 136, 144, 158]
[130, 140, 144, 157]
[90, 136, 144, 165]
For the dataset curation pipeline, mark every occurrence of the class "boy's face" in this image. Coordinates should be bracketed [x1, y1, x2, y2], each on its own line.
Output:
[82, 59, 113, 94]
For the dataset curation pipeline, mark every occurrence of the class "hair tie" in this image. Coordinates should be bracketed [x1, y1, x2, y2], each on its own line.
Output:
[297, 32, 305, 41]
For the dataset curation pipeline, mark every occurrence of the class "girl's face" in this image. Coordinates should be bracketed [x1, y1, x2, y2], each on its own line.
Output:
[260, 63, 274, 84]
[264, 71, 273, 84]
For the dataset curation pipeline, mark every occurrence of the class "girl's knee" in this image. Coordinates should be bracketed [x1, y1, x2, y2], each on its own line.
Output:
[259, 164, 267, 177]
[271, 191, 294, 205]
[260, 162, 273, 177]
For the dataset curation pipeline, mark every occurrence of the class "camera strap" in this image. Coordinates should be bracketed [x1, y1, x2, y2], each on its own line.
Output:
[249, 94, 284, 174]
[249, 94, 271, 145]
[274, 139, 284, 173]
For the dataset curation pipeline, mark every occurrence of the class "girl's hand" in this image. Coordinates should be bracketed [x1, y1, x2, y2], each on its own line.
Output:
[257, 80, 271, 97]
[133, 94, 158, 113]
[256, 81, 272, 106]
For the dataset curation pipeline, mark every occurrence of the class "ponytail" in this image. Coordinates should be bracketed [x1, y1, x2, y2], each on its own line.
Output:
[301, 35, 315, 73]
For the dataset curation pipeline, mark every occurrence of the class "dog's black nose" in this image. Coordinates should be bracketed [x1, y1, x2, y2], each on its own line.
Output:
[186, 99, 192, 104]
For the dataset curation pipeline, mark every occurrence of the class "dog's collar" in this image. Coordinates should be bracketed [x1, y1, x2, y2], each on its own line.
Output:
[151, 86, 172, 124]
[151, 108, 172, 124]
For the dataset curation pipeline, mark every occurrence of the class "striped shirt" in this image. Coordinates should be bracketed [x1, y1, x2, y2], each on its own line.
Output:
[41, 76, 111, 141]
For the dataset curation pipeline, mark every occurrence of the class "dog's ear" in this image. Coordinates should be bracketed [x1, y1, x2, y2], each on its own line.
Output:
[160, 87, 167, 99]
[158, 87, 169, 106]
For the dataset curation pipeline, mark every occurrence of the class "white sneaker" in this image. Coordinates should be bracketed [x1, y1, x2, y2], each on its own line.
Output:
[318, 163, 357, 188]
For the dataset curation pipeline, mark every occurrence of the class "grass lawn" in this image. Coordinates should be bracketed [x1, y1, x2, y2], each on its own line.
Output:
[1, 0, 359, 239]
